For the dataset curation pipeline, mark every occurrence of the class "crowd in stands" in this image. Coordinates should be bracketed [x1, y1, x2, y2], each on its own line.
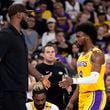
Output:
[0, 0, 110, 109]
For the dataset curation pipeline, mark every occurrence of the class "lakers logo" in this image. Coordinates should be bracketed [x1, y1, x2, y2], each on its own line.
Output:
[77, 61, 87, 67]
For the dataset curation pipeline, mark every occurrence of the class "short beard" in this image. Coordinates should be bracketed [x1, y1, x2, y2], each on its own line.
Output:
[34, 103, 45, 110]
[77, 44, 84, 52]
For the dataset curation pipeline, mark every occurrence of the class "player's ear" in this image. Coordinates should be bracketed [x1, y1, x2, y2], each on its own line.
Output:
[84, 35, 90, 40]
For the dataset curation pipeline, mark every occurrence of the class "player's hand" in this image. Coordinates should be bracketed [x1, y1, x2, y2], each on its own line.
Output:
[65, 103, 74, 110]
[41, 73, 52, 90]
[59, 76, 73, 88]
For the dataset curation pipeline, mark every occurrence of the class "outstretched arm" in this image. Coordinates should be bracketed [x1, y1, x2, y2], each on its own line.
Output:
[72, 50, 105, 84]
[28, 63, 51, 89]
[59, 50, 105, 87]
[28, 63, 42, 80]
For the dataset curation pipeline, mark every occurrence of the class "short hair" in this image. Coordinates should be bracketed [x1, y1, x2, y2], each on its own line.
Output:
[32, 81, 46, 97]
[28, 14, 36, 20]
[39, 1, 47, 5]
[75, 22, 97, 45]
[54, 2, 63, 8]
[8, 3, 26, 18]
[56, 29, 64, 35]
[83, 0, 94, 5]
[42, 44, 56, 53]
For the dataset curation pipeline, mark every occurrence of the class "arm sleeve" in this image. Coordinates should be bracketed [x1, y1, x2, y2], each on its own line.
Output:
[72, 72, 99, 84]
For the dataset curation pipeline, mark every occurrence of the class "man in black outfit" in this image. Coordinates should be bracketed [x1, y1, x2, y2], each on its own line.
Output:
[36, 44, 71, 110]
[0, 3, 51, 110]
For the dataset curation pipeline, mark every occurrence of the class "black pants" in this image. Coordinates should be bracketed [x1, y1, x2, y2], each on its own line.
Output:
[0, 91, 27, 110]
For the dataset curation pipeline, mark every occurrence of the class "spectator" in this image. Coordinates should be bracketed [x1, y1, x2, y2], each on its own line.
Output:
[78, 12, 90, 23]
[67, 42, 80, 73]
[105, 59, 110, 75]
[55, 29, 72, 57]
[105, 74, 110, 88]
[25, 0, 38, 10]
[42, 17, 56, 47]
[105, 42, 110, 60]
[95, 3, 106, 15]
[104, 87, 110, 110]
[38, 1, 52, 21]
[65, 0, 82, 23]
[42, 0, 54, 13]
[95, 12, 110, 28]
[82, 0, 98, 23]
[104, 73, 110, 110]
[106, 6, 110, 21]
[26, 81, 59, 110]
[35, 44, 70, 110]
[47, 41, 68, 64]
[93, 0, 102, 11]
[96, 25, 110, 53]
[53, 2, 74, 36]
[22, 14, 40, 55]
[34, 7, 47, 36]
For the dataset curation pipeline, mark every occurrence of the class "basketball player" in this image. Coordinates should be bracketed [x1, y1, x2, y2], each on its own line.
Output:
[59, 22, 106, 110]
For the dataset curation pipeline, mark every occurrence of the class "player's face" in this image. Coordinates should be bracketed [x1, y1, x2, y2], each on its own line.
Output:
[43, 46, 56, 63]
[76, 31, 86, 47]
[33, 93, 46, 110]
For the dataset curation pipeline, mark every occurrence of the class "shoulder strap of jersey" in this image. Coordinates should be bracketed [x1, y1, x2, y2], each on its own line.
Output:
[45, 102, 52, 110]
